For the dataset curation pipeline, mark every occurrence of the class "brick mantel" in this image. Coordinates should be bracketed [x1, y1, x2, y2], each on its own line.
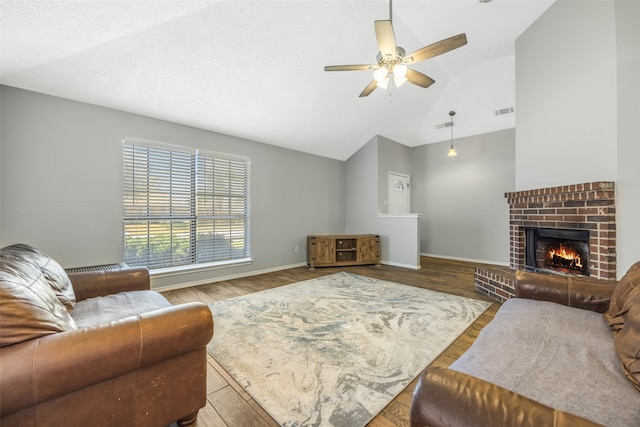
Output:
[506, 181, 616, 280]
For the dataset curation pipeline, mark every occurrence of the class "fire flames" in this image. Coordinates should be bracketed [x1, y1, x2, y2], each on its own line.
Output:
[548, 244, 583, 270]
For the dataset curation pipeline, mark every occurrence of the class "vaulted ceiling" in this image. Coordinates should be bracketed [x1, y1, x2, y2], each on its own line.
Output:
[0, 0, 555, 160]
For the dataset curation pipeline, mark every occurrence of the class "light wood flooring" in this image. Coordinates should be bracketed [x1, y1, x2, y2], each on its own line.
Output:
[162, 256, 501, 427]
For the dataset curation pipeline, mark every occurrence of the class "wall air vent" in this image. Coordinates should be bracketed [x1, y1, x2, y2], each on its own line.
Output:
[435, 122, 454, 130]
[495, 107, 515, 116]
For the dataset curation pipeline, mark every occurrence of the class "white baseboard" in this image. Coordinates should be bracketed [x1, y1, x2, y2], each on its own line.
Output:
[380, 260, 421, 270]
[421, 253, 510, 267]
[153, 262, 308, 292]
[156, 256, 501, 292]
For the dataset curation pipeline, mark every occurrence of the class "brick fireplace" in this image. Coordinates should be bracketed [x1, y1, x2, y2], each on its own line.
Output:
[475, 181, 616, 302]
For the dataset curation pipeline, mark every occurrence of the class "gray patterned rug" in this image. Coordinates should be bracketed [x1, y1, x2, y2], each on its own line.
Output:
[207, 272, 491, 427]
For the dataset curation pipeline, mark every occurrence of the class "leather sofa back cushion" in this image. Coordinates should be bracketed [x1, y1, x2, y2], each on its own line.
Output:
[604, 260, 640, 391]
[0, 243, 76, 311]
[614, 300, 640, 391]
[0, 257, 77, 347]
[604, 261, 640, 332]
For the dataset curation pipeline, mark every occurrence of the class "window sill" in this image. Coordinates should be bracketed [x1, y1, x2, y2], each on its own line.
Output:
[149, 258, 253, 278]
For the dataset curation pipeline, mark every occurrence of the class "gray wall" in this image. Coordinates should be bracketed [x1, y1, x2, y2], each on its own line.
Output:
[0, 94, 2, 244]
[0, 85, 345, 289]
[615, 0, 640, 277]
[377, 136, 412, 213]
[411, 129, 515, 264]
[515, 0, 618, 190]
[345, 137, 379, 229]
[345, 136, 421, 269]
[516, 0, 640, 276]
[4, 0, 637, 280]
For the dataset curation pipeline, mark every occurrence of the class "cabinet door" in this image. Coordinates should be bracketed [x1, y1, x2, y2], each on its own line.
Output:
[311, 237, 335, 266]
[357, 236, 379, 263]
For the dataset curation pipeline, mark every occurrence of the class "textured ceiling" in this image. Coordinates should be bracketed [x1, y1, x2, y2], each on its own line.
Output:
[0, 0, 555, 160]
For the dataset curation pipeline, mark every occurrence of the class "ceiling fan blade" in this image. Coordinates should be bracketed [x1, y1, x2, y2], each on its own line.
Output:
[359, 80, 378, 97]
[374, 20, 397, 57]
[406, 69, 435, 88]
[324, 64, 375, 72]
[404, 33, 468, 64]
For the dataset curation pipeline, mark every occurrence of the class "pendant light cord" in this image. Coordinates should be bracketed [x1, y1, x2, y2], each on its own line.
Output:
[446, 110, 458, 157]
[449, 110, 455, 148]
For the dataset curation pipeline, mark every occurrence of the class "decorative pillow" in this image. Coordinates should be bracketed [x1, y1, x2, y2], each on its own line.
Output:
[0, 243, 76, 312]
[604, 261, 640, 333]
[0, 257, 77, 347]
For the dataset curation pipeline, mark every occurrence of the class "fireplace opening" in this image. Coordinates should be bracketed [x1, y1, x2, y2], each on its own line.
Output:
[525, 228, 590, 276]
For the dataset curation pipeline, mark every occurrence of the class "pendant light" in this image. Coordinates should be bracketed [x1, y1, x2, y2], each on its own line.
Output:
[447, 110, 458, 157]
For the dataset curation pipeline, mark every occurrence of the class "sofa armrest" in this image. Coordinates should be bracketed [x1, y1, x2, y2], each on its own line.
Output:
[0, 302, 213, 417]
[410, 366, 602, 427]
[515, 270, 615, 313]
[68, 267, 150, 301]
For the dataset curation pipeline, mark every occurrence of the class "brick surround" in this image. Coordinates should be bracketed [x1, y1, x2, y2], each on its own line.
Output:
[474, 265, 515, 302]
[475, 181, 616, 302]
[507, 181, 616, 280]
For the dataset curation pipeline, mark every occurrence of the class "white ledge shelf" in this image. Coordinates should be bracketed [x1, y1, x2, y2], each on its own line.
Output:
[377, 213, 422, 218]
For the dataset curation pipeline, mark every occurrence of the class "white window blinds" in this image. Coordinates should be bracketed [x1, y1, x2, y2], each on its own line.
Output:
[123, 138, 250, 270]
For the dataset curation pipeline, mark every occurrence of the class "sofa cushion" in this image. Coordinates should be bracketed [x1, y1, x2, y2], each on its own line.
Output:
[0, 243, 76, 312]
[451, 298, 640, 426]
[0, 257, 77, 347]
[71, 290, 172, 328]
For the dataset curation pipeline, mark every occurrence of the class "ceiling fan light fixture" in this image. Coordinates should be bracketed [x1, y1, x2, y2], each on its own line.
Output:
[394, 76, 407, 87]
[392, 64, 407, 78]
[374, 67, 389, 83]
[323, 0, 468, 98]
[392, 64, 408, 87]
[376, 78, 389, 90]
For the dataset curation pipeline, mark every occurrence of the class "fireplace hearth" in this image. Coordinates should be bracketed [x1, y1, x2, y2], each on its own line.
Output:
[526, 227, 590, 276]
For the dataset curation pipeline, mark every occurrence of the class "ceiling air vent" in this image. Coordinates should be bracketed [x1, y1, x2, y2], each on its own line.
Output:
[495, 107, 515, 116]
[435, 122, 454, 130]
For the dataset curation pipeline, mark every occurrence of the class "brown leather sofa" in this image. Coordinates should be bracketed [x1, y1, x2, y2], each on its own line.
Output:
[0, 244, 214, 426]
[410, 262, 640, 427]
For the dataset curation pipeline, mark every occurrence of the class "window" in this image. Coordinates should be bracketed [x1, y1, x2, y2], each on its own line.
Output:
[123, 138, 250, 270]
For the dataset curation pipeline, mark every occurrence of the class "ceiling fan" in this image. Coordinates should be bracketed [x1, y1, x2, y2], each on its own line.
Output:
[324, 0, 467, 97]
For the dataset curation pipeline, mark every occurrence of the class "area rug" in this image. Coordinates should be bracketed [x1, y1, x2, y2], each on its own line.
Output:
[207, 272, 491, 427]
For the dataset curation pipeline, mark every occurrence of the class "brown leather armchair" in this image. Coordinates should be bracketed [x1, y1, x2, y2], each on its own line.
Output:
[1, 245, 214, 426]
[410, 270, 620, 427]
